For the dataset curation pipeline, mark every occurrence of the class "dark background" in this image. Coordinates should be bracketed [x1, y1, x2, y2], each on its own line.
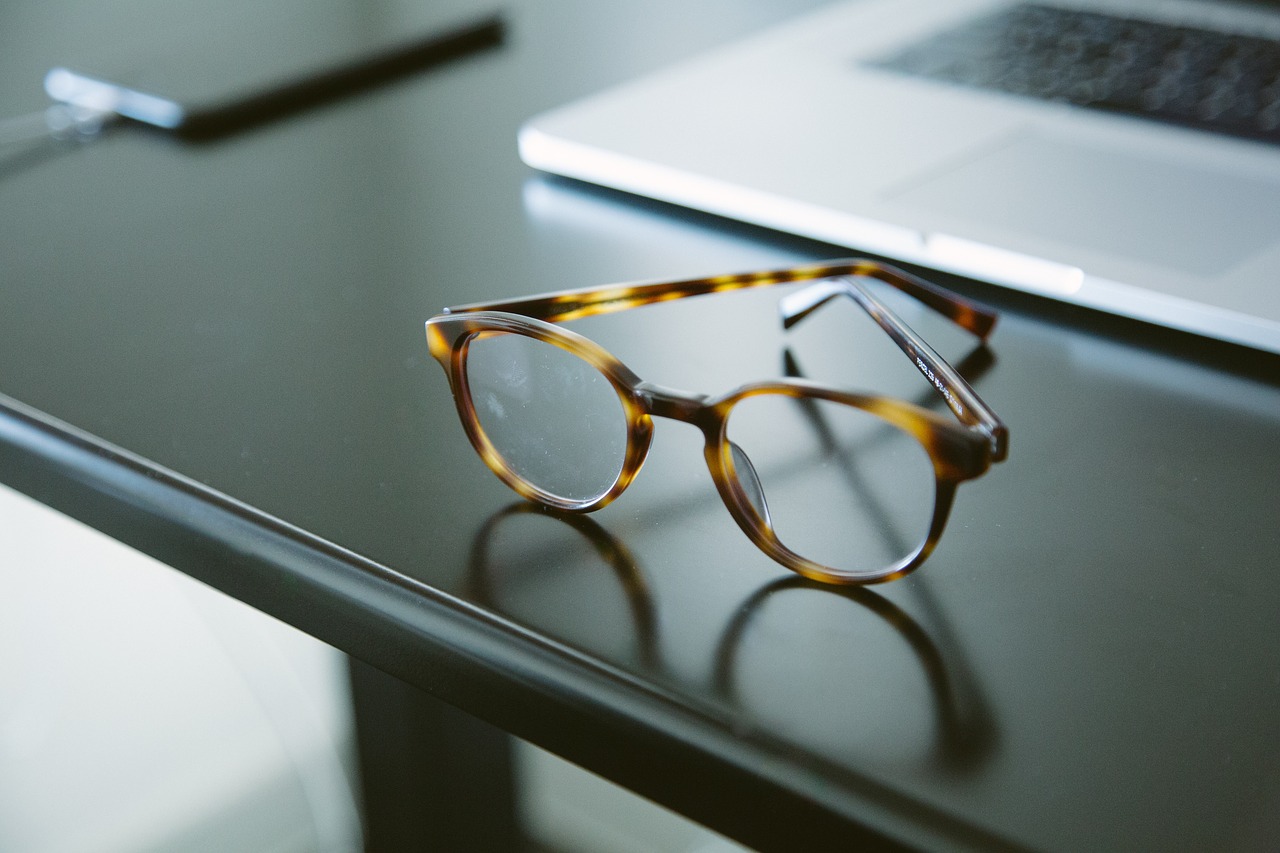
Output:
[2, 1, 1279, 850]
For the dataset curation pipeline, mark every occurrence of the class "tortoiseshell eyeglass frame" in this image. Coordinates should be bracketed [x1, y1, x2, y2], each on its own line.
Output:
[426, 259, 1009, 585]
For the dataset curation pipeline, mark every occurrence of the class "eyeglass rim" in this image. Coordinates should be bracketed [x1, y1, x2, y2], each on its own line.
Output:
[430, 311, 652, 511]
[702, 386, 965, 585]
[427, 312, 987, 584]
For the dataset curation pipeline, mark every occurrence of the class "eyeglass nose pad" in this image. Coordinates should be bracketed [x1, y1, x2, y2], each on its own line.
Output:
[729, 441, 771, 526]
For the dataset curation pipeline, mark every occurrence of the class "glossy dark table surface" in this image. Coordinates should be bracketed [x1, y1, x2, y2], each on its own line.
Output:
[3, 2, 1279, 850]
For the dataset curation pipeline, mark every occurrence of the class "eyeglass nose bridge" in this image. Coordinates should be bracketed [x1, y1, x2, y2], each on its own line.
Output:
[634, 382, 719, 431]
[633, 380, 769, 545]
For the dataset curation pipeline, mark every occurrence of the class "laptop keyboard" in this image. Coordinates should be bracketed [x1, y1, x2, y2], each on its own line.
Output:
[870, 3, 1280, 144]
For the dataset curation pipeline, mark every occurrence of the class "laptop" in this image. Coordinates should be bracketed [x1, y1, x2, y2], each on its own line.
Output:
[518, 0, 1280, 354]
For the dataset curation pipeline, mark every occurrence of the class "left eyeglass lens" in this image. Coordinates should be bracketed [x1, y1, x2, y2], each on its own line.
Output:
[464, 331, 629, 503]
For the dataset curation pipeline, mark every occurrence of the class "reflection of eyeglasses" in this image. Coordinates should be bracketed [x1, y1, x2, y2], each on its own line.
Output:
[426, 260, 1008, 585]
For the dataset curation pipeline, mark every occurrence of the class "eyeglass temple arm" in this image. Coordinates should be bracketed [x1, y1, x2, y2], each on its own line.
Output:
[780, 262, 997, 339]
[783, 276, 1008, 461]
[438, 258, 1006, 457]
[441, 259, 997, 334]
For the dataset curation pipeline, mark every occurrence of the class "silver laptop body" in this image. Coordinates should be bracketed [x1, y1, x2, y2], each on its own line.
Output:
[520, 0, 1280, 353]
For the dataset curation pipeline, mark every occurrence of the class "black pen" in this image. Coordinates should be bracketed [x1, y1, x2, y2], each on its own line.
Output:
[42, 12, 504, 142]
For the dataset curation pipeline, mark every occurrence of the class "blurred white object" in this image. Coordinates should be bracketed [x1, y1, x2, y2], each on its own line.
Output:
[0, 482, 361, 853]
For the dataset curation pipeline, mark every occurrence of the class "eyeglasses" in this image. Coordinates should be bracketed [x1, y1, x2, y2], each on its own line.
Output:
[425, 260, 1008, 585]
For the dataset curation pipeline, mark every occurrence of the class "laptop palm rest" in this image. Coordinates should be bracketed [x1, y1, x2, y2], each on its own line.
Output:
[885, 132, 1280, 281]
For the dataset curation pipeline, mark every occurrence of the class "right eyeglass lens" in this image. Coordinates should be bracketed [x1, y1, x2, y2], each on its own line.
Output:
[464, 331, 629, 504]
[725, 393, 937, 576]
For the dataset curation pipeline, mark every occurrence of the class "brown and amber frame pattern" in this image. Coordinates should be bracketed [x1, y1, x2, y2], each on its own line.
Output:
[426, 259, 1009, 585]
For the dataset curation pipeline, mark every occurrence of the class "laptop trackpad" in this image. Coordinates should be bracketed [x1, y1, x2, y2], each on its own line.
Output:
[887, 132, 1280, 277]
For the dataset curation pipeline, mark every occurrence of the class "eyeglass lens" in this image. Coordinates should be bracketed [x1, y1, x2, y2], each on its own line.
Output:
[725, 395, 936, 575]
[464, 331, 629, 503]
